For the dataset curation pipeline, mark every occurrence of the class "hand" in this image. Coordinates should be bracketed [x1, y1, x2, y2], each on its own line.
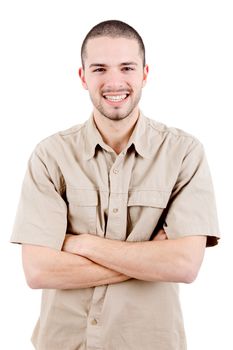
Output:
[62, 233, 97, 256]
[152, 229, 168, 241]
[62, 234, 78, 254]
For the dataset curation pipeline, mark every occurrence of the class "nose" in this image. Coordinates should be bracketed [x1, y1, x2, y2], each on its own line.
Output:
[104, 69, 126, 91]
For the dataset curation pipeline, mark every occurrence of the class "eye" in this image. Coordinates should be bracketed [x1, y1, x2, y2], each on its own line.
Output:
[122, 67, 135, 71]
[93, 68, 106, 73]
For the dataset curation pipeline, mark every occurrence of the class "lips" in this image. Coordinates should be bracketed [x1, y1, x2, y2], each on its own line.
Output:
[105, 94, 127, 101]
[102, 92, 130, 105]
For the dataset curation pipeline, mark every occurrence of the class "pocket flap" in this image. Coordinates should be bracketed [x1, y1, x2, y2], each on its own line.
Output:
[66, 187, 98, 206]
[127, 190, 170, 209]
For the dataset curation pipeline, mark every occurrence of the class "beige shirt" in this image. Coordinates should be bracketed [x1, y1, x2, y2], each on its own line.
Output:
[11, 111, 220, 350]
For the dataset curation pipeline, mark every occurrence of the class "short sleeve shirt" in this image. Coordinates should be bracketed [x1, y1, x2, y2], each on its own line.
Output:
[11, 111, 220, 350]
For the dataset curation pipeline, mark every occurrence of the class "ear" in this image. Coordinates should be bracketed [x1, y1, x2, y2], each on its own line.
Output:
[79, 67, 88, 90]
[142, 64, 149, 88]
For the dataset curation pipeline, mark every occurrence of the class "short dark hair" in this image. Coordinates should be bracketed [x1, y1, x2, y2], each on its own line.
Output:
[81, 20, 146, 68]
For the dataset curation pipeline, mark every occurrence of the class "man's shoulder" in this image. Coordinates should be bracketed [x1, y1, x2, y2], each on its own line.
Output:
[146, 116, 200, 146]
[32, 120, 87, 157]
[147, 116, 196, 139]
[58, 121, 86, 137]
[49, 120, 87, 141]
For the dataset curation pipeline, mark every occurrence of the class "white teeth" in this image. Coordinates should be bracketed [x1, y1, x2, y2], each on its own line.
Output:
[105, 94, 127, 102]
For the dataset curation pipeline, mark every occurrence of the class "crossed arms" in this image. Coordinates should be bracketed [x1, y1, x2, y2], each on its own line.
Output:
[22, 230, 206, 290]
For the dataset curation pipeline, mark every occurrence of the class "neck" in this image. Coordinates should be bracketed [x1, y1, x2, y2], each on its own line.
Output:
[93, 108, 140, 154]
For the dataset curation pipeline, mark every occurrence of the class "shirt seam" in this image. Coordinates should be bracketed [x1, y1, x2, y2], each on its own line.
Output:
[148, 119, 199, 141]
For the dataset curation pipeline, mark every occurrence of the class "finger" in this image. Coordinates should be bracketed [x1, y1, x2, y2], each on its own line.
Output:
[153, 229, 167, 241]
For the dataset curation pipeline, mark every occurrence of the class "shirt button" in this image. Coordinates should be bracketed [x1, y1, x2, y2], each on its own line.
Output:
[113, 208, 119, 213]
[113, 168, 119, 174]
[91, 318, 98, 325]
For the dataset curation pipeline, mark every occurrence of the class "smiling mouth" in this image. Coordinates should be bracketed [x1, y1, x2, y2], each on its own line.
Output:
[103, 94, 130, 103]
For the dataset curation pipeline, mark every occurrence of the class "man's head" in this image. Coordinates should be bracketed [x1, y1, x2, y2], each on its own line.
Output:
[79, 20, 149, 121]
[81, 20, 146, 69]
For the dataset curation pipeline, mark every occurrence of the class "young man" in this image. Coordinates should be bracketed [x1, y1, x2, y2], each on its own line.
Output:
[11, 20, 220, 350]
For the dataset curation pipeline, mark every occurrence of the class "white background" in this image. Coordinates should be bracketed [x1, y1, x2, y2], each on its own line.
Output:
[0, 0, 232, 349]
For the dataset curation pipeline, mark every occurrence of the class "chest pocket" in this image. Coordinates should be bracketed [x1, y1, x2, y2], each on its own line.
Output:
[127, 190, 171, 240]
[66, 187, 98, 235]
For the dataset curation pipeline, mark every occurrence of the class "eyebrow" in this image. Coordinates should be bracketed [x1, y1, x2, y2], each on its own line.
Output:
[89, 62, 138, 68]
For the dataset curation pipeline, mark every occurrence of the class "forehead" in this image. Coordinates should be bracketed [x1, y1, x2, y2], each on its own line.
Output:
[85, 37, 141, 65]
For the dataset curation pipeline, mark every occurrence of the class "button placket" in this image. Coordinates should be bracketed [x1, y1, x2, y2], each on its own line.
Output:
[105, 151, 135, 240]
[90, 318, 98, 325]
[113, 168, 119, 174]
[110, 152, 125, 177]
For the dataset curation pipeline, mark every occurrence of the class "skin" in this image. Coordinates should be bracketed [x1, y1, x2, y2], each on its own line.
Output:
[22, 230, 167, 289]
[79, 36, 149, 154]
[22, 36, 207, 289]
[62, 232, 206, 283]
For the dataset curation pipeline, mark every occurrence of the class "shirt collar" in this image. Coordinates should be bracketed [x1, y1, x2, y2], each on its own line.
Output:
[83, 110, 152, 160]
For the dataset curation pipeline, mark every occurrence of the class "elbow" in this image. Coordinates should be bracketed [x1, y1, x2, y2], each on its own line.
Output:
[181, 264, 200, 284]
[22, 255, 44, 289]
[24, 267, 43, 289]
[27, 278, 40, 289]
[178, 236, 206, 284]
[22, 244, 50, 289]
[182, 269, 198, 284]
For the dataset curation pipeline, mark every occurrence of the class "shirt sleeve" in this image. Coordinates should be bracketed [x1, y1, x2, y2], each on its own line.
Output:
[10, 149, 67, 250]
[163, 140, 220, 247]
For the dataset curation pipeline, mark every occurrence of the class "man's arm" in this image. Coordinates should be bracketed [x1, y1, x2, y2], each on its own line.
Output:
[22, 230, 167, 290]
[63, 232, 207, 283]
[22, 244, 131, 290]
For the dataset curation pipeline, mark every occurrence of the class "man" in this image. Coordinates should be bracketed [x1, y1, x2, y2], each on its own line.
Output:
[11, 20, 220, 350]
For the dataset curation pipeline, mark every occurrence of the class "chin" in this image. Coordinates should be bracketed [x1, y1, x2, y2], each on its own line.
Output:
[104, 113, 130, 121]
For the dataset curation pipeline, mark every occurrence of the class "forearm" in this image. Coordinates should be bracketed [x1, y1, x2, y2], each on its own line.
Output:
[82, 238, 187, 282]
[22, 244, 131, 290]
[67, 234, 206, 283]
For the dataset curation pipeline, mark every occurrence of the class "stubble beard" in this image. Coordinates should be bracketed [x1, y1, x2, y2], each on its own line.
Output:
[91, 90, 142, 121]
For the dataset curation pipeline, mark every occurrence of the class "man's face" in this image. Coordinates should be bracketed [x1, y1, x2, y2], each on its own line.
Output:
[79, 36, 149, 121]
